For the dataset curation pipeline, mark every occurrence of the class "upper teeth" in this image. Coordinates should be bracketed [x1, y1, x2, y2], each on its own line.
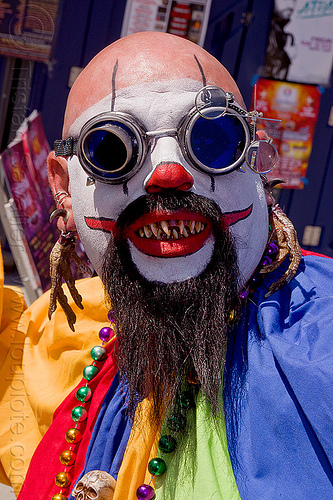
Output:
[136, 219, 206, 240]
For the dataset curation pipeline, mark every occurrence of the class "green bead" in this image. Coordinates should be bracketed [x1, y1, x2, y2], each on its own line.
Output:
[179, 391, 194, 409]
[90, 346, 107, 361]
[158, 434, 177, 453]
[167, 413, 186, 432]
[76, 386, 92, 402]
[71, 406, 87, 422]
[148, 457, 166, 476]
[83, 365, 99, 381]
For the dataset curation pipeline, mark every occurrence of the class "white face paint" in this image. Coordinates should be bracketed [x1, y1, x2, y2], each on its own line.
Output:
[67, 79, 268, 285]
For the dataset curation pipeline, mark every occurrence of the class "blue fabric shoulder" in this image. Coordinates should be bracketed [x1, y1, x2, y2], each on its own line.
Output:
[68, 372, 133, 498]
[224, 255, 333, 499]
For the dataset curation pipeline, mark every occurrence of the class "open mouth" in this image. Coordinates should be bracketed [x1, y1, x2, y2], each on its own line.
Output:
[126, 210, 212, 257]
[136, 219, 206, 240]
[85, 203, 253, 258]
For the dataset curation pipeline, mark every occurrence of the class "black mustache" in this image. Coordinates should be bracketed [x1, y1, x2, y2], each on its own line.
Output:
[116, 192, 223, 232]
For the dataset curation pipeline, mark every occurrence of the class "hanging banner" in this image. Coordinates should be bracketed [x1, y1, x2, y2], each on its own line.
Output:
[21, 111, 55, 211]
[121, 0, 212, 46]
[264, 0, 333, 85]
[0, 111, 91, 291]
[0, 0, 60, 62]
[253, 78, 321, 189]
[1, 138, 55, 290]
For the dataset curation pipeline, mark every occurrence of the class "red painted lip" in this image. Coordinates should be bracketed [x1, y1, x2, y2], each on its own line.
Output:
[223, 204, 253, 228]
[126, 210, 212, 258]
[85, 217, 116, 233]
[85, 204, 253, 258]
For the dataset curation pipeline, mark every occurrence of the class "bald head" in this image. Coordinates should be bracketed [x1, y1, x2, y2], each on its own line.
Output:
[63, 32, 244, 136]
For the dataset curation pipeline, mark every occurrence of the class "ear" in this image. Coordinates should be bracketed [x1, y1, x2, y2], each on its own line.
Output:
[48, 151, 76, 232]
[255, 129, 269, 141]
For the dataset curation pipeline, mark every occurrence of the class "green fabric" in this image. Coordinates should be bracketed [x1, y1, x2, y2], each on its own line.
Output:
[155, 391, 240, 499]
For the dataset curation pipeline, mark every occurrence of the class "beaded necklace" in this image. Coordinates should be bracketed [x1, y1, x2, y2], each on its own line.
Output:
[51, 311, 116, 500]
[136, 372, 199, 500]
[239, 240, 279, 301]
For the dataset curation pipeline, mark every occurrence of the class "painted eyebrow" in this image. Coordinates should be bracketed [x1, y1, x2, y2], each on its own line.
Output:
[194, 54, 207, 87]
[111, 54, 206, 109]
[111, 59, 118, 112]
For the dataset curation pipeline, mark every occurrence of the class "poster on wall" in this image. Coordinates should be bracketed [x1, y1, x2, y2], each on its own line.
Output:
[263, 0, 333, 85]
[253, 78, 321, 189]
[20, 111, 55, 211]
[0, 0, 60, 62]
[121, 0, 212, 46]
[1, 138, 55, 290]
[0, 111, 91, 292]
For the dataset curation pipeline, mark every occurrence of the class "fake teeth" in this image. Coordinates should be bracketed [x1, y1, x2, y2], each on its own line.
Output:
[136, 220, 206, 240]
[161, 220, 170, 236]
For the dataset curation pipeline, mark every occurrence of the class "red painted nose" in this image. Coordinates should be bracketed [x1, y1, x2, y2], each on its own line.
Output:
[146, 163, 194, 193]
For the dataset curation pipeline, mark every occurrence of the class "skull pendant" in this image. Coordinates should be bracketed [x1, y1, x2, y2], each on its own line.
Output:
[73, 470, 116, 499]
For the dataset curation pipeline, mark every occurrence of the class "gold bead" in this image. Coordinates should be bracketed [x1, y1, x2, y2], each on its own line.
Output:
[228, 309, 236, 322]
[52, 495, 68, 500]
[55, 471, 71, 488]
[65, 428, 82, 444]
[60, 449, 76, 466]
[187, 370, 199, 385]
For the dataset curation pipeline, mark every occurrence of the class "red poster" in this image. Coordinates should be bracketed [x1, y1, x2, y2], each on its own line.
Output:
[1, 142, 47, 241]
[252, 78, 321, 189]
[1, 111, 91, 291]
[1, 141, 55, 290]
[22, 112, 55, 213]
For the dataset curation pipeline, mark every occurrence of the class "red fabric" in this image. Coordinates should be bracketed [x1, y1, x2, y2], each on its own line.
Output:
[18, 338, 118, 499]
[301, 248, 332, 258]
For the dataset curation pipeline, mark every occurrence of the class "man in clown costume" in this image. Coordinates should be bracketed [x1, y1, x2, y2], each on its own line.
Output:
[0, 32, 332, 500]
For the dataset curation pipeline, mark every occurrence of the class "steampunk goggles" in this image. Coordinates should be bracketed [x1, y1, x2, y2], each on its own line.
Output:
[54, 86, 278, 184]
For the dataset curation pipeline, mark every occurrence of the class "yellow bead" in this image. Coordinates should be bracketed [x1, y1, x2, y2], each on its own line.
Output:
[52, 495, 67, 500]
[60, 449, 76, 466]
[187, 370, 199, 385]
[65, 428, 82, 444]
[55, 471, 71, 488]
[228, 309, 236, 323]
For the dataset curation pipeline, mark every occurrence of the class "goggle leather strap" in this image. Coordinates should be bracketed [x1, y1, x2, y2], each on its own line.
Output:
[54, 137, 78, 157]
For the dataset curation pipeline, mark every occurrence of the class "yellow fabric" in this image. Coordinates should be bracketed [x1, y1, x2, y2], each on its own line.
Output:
[114, 398, 160, 500]
[0, 247, 109, 496]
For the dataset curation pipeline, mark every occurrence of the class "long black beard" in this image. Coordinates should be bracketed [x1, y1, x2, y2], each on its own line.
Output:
[102, 193, 241, 423]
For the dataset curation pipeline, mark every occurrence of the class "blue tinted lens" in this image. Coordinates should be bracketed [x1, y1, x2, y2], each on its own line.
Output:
[86, 130, 126, 171]
[83, 121, 139, 179]
[190, 115, 246, 170]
